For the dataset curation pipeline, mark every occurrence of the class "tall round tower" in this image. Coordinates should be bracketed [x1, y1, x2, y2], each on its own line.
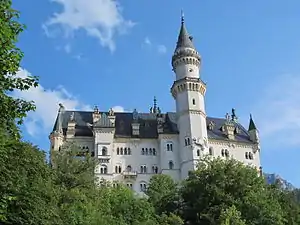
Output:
[171, 13, 208, 179]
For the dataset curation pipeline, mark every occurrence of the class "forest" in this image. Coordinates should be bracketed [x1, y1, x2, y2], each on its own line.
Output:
[1, 1, 300, 224]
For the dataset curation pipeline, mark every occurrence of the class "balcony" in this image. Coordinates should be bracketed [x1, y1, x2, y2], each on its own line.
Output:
[122, 171, 138, 179]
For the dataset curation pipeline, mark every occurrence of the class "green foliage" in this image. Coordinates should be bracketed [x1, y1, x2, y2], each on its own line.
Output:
[219, 206, 246, 225]
[147, 174, 179, 215]
[0, 0, 38, 137]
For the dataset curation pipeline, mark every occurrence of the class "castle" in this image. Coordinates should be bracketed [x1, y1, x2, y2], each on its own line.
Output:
[49, 15, 261, 193]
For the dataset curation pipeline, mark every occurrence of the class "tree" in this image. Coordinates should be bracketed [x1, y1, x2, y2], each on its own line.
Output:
[0, 0, 38, 137]
[180, 157, 286, 225]
[219, 206, 246, 225]
[0, 129, 60, 225]
[147, 174, 180, 215]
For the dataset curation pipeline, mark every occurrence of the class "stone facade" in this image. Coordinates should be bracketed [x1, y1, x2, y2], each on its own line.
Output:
[49, 15, 261, 194]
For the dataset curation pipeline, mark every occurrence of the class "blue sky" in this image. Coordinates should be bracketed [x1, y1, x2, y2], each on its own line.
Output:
[13, 0, 300, 186]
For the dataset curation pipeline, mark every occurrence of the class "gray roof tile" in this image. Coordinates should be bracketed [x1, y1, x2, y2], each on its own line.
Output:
[52, 111, 254, 144]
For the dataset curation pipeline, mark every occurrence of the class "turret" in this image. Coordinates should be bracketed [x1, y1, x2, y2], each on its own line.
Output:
[248, 114, 259, 143]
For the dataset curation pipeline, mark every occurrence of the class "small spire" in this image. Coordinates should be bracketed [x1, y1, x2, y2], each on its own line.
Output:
[181, 10, 184, 24]
[248, 114, 257, 131]
[153, 96, 157, 111]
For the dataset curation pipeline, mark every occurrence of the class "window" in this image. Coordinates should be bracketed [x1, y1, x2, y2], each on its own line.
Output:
[192, 98, 196, 105]
[100, 165, 108, 174]
[197, 149, 200, 156]
[128, 148, 131, 155]
[126, 165, 132, 172]
[225, 149, 229, 158]
[120, 148, 123, 155]
[152, 165, 158, 174]
[168, 161, 174, 170]
[145, 148, 148, 155]
[117, 147, 120, 155]
[102, 147, 107, 156]
[245, 152, 249, 159]
[167, 143, 173, 151]
[126, 183, 133, 189]
[221, 149, 225, 157]
[185, 138, 191, 146]
[153, 148, 156, 155]
[140, 165, 147, 173]
[115, 165, 122, 174]
[141, 148, 145, 155]
[140, 182, 147, 192]
[209, 147, 213, 156]
[149, 148, 152, 155]
[124, 148, 128, 155]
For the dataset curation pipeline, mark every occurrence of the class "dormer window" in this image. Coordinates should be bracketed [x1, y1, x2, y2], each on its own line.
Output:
[208, 121, 215, 130]
[235, 126, 240, 134]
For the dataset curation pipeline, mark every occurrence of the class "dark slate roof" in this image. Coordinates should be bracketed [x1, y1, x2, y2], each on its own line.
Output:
[174, 19, 195, 50]
[248, 114, 257, 131]
[52, 111, 254, 144]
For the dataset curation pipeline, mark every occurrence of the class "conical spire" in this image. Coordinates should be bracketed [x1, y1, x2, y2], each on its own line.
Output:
[175, 11, 195, 50]
[248, 114, 257, 131]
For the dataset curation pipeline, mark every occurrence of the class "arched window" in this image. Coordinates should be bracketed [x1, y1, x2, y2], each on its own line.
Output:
[140, 182, 147, 192]
[128, 148, 131, 155]
[149, 148, 152, 155]
[221, 149, 225, 157]
[167, 144, 170, 151]
[141, 148, 145, 155]
[245, 152, 249, 159]
[145, 148, 148, 155]
[187, 138, 190, 145]
[153, 148, 156, 155]
[225, 149, 229, 158]
[209, 147, 213, 156]
[102, 147, 107, 156]
[115, 166, 118, 173]
[117, 147, 120, 155]
[170, 143, 173, 151]
[169, 161, 174, 170]
[140, 165, 147, 173]
[155, 166, 158, 174]
[185, 139, 187, 146]
[100, 165, 107, 174]
[120, 148, 123, 155]
[192, 98, 196, 105]
[124, 148, 128, 155]
[126, 165, 132, 172]
[197, 149, 200, 156]
[118, 166, 122, 173]
[249, 152, 254, 160]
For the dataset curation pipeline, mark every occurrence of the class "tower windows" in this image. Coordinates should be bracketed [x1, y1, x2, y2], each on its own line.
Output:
[245, 152, 254, 160]
[221, 149, 230, 158]
[141, 147, 156, 155]
[192, 98, 196, 105]
[196, 149, 200, 156]
[126, 183, 133, 189]
[166, 143, 173, 151]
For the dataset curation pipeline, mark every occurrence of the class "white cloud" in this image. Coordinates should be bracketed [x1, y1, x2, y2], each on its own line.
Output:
[64, 43, 71, 53]
[44, 0, 135, 52]
[157, 44, 167, 54]
[13, 68, 92, 136]
[144, 37, 151, 45]
[112, 105, 124, 112]
[252, 74, 300, 147]
[143, 37, 167, 54]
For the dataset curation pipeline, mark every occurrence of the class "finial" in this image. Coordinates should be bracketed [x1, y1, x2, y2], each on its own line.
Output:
[250, 113, 253, 119]
[58, 103, 65, 112]
[181, 10, 185, 24]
